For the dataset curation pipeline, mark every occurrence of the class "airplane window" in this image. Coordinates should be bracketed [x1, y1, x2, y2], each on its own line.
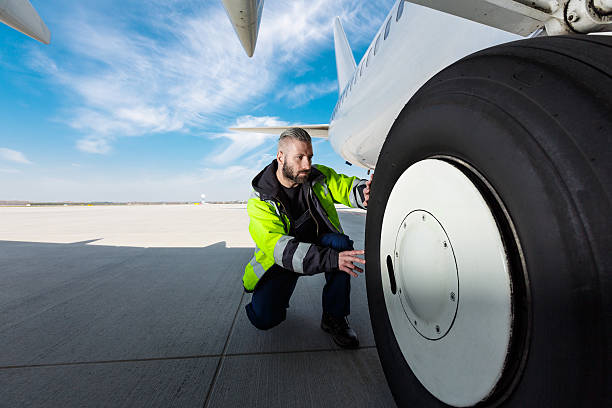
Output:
[374, 34, 381, 55]
[360, 63, 364, 77]
[396, 0, 404, 21]
[366, 48, 372, 67]
[384, 18, 391, 40]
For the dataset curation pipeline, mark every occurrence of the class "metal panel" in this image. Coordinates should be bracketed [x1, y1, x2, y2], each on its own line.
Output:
[406, 0, 551, 36]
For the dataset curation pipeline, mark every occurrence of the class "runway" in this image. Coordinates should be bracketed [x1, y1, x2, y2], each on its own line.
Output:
[0, 204, 395, 407]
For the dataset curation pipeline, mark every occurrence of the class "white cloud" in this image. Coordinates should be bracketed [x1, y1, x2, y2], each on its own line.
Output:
[207, 115, 287, 165]
[277, 80, 337, 107]
[0, 168, 21, 174]
[76, 136, 113, 154]
[0, 148, 32, 164]
[31, 0, 391, 154]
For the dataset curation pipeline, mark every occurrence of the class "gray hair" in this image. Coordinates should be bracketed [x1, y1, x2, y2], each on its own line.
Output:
[278, 127, 311, 151]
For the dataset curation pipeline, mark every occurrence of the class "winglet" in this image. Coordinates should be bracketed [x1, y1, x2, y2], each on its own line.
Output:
[333, 17, 356, 95]
[0, 0, 50, 44]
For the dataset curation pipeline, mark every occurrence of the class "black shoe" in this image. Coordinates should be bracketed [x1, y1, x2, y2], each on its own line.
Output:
[321, 313, 359, 349]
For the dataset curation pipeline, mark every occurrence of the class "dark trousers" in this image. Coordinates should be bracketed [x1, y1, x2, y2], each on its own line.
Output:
[245, 233, 354, 330]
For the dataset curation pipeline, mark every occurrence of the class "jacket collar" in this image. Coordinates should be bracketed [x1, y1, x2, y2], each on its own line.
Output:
[252, 159, 324, 202]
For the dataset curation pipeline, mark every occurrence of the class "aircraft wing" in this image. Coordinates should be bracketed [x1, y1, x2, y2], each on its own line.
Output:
[405, 0, 556, 36]
[229, 124, 329, 138]
[0, 0, 50, 44]
[221, 0, 264, 57]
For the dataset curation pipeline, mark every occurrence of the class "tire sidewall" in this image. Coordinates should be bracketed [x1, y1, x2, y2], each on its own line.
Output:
[366, 83, 605, 407]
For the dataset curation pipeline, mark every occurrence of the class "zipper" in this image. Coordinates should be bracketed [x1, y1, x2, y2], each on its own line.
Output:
[306, 186, 320, 237]
[274, 196, 293, 233]
[309, 184, 340, 234]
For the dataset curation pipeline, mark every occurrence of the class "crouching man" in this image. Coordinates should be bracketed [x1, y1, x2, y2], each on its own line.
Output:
[243, 127, 371, 348]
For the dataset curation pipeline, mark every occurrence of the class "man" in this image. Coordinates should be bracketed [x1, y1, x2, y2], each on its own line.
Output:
[243, 127, 371, 348]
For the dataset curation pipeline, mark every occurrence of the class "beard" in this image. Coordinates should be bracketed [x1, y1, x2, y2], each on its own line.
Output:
[282, 161, 310, 184]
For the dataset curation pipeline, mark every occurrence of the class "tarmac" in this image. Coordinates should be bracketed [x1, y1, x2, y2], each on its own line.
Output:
[0, 204, 396, 407]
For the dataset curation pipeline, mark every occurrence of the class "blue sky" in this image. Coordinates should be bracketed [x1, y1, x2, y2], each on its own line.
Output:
[0, 0, 395, 202]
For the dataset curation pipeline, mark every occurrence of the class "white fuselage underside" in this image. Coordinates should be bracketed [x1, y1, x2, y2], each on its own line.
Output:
[329, 1, 521, 169]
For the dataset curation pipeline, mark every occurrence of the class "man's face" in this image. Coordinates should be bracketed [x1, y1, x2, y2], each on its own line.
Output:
[280, 140, 313, 184]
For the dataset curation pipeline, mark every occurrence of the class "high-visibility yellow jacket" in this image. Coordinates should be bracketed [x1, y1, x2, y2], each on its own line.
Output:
[243, 160, 367, 292]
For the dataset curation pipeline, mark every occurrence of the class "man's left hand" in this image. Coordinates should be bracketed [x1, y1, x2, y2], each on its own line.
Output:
[363, 173, 373, 208]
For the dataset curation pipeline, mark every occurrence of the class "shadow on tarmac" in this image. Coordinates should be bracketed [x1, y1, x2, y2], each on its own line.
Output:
[0, 235, 394, 407]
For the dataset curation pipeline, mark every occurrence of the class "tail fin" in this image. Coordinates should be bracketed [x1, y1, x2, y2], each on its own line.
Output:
[333, 17, 356, 95]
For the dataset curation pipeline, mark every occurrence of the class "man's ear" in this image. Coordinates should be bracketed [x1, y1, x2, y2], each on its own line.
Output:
[277, 150, 284, 165]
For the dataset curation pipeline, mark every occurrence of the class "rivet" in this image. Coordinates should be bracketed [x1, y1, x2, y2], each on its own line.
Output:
[395, 252, 398, 257]
[443, 241, 448, 248]
[414, 320, 417, 326]
[403, 223, 406, 229]
[450, 292, 456, 301]
[422, 215, 425, 221]
[435, 325, 440, 333]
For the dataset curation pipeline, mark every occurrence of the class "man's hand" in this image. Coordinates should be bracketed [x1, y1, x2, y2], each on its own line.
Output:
[363, 173, 373, 208]
[338, 249, 365, 277]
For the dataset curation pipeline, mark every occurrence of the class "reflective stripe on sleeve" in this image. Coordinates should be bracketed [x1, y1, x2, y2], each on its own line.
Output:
[249, 255, 265, 278]
[349, 179, 360, 208]
[292, 242, 312, 274]
[350, 178, 367, 208]
[274, 235, 293, 265]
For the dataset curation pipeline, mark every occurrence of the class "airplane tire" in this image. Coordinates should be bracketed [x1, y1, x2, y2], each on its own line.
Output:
[366, 35, 611, 407]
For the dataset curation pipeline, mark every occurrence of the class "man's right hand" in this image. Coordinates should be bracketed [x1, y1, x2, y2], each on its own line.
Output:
[338, 250, 366, 277]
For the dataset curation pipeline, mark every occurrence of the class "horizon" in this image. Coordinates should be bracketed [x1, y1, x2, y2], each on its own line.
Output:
[0, 1, 518, 202]
[0, 0, 393, 202]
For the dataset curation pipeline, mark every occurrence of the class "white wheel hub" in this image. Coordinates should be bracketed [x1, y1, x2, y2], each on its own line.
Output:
[380, 159, 513, 407]
[394, 210, 458, 340]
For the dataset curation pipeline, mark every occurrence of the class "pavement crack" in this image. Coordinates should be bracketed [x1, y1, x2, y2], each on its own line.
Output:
[202, 290, 245, 408]
[0, 354, 221, 370]
[226, 346, 376, 358]
[0, 346, 377, 371]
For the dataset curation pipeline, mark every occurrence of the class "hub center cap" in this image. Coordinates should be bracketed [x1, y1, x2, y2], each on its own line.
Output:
[395, 211, 458, 340]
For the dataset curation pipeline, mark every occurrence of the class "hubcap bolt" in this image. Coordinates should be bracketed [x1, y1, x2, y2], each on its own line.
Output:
[435, 325, 440, 333]
[450, 292, 456, 301]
